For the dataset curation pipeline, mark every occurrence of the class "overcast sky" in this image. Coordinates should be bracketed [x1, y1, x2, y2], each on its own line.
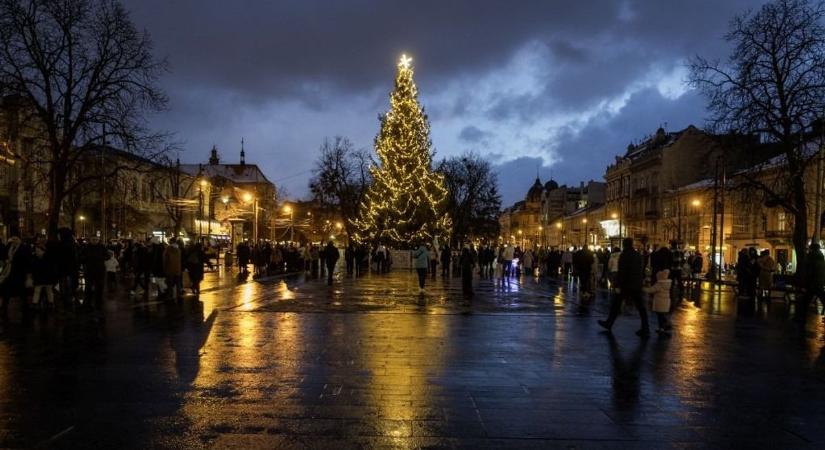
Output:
[123, 0, 768, 204]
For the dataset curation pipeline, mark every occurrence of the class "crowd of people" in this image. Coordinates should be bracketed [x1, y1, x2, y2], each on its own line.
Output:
[4, 226, 824, 332]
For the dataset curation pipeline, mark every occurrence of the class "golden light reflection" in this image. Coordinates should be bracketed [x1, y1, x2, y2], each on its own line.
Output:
[359, 313, 447, 432]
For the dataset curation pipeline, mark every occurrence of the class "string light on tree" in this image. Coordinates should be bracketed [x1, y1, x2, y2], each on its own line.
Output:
[353, 54, 450, 247]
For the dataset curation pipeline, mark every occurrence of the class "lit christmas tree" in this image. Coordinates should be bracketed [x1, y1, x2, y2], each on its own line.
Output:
[353, 54, 450, 247]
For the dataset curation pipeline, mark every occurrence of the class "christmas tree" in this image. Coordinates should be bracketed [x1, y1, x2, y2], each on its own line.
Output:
[353, 54, 450, 247]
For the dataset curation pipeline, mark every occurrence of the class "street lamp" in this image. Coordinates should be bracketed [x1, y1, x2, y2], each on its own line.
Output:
[582, 217, 588, 248]
[283, 205, 294, 242]
[692, 199, 702, 249]
[79, 215, 86, 238]
[243, 192, 258, 242]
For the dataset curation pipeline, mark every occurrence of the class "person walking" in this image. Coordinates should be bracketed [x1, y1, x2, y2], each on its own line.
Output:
[413, 242, 429, 293]
[501, 243, 515, 278]
[104, 250, 119, 290]
[345, 244, 355, 276]
[607, 246, 621, 289]
[163, 238, 183, 301]
[800, 243, 825, 320]
[440, 244, 451, 277]
[561, 248, 573, 279]
[598, 237, 650, 337]
[522, 248, 534, 277]
[644, 269, 673, 334]
[460, 244, 475, 297]
[186, 243, 205, 295]
[30, 244, 56, 309]
[323, 241, 339, 285]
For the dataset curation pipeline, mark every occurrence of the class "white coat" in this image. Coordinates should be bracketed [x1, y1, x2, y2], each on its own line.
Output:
[644, 270, 672, 313]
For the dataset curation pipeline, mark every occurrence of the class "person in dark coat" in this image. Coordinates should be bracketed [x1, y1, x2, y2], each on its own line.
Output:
[800, 243, 825, 320]
[186, 243, 205, 295]
[460, 244, 475, 297]
[130, 241, 149, 296]
[81, 235, 107, 310]
[355, 245, 366, 277]
[0, 236, 30, 315]
[30, 243, 58, 307]
[323, 241, 339, 285]
[441, 245, 451, 277]
[236, 241, 250, 274]
[599, 237, 650, 337]
[345, 244, 355, 276]
[55, 228, 79, 306]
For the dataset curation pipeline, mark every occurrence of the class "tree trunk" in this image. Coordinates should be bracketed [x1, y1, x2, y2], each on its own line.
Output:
[47, 171, 67, 238]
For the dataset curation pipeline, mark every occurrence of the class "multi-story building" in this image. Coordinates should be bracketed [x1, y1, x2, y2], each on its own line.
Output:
[180, 144, 277, 245]
[604, 125, 720, 247]
[499, 176, 606, 249]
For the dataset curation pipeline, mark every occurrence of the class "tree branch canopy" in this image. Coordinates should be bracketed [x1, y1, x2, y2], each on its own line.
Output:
[0, 0, 168, 235]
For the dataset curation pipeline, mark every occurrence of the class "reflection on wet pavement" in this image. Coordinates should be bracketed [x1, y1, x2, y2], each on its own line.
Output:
[2, 269, 825, 448]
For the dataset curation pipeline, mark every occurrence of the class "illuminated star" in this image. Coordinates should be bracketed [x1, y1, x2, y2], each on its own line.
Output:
[399, 54, 412, 69]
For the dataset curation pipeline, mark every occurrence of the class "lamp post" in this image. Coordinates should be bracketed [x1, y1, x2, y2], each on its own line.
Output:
[556, 221, 563, 248]
[79, 215, 86, 238]
[582, 217, 588, 248]
[243, 192, 258, 243]
[517, 229, 523, 248]
[691, 199, 701, 250]
[283, 205, 294, 242]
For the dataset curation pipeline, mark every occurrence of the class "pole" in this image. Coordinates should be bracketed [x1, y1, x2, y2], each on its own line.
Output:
[709, 158, 719, 281]
[815, 144, 823, 244]
[253, 199, 259, 243]
[718, 155, 726, 282]
[289, 211, 294, 242]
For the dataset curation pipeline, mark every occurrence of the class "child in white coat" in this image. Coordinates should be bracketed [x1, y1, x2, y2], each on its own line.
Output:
[644, 269, 673, 333]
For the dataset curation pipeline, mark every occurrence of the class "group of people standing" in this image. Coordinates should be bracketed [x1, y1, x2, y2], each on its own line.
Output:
[0, 230, 214, 318]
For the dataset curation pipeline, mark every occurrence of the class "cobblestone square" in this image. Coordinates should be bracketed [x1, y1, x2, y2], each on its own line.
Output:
[2, 270, 825, 448]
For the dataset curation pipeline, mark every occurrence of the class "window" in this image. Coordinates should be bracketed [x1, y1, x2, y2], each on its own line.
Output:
[778, 212, 787, 232]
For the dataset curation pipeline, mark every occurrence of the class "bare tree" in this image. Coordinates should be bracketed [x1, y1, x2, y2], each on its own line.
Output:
[0, 0, 168, 235]
[689, 0, 825, 270]
[149, 157, 197, 236]
[308, 136, 371, 238]
[437, 152, 501, 246]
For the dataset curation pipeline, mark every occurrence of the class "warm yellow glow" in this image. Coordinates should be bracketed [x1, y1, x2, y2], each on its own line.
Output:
[611, 213, 618, 219]
[556, 222, 562, 228]
[243, 192, 253, 203]
[538, 226, 543, 231]
[399, 53, 412, 69]
[283, 205, 292, 214]
[200, 179, 208, 187]
[221, 196, 229, 204]
[582, 218, 588, 224]
[692, 199, 701, 207]
[79, 215, 85, 221]
[517, 230, 522, 235]
[336, 222, 343, 229]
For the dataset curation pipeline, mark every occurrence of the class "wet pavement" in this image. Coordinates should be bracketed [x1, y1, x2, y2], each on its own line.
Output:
[3, 268, 825, 448]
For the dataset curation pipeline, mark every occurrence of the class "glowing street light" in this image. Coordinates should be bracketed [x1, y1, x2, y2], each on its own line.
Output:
[692, 199, 701, 207]
[283, 205, 294, 242]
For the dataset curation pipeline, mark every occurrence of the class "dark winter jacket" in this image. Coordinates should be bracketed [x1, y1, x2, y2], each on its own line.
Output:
[617, 247, 644, 292]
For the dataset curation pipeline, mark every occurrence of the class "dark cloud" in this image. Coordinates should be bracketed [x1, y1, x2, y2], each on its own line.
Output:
[120, 0, 771, 204]
[458, 125, 491, 143]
